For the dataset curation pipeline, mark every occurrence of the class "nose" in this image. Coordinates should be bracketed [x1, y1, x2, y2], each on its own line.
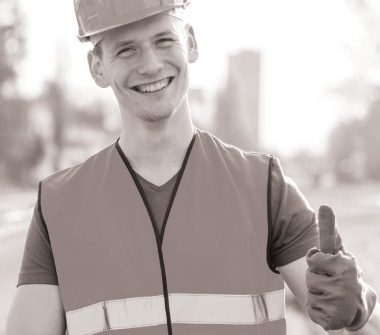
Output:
[137, 48, 163, 76]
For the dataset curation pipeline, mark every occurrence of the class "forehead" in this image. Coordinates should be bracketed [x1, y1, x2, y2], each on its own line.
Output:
[102, 13, 185, 46]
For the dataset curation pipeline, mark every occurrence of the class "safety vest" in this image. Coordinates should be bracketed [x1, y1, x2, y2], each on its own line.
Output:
[40, 128, 286, 335]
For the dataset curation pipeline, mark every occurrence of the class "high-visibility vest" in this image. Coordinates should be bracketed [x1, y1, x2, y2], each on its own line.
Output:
[40, 128, 286, 335]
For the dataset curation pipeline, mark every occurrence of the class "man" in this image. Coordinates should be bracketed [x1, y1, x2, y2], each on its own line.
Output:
[5, 1, 379, 334]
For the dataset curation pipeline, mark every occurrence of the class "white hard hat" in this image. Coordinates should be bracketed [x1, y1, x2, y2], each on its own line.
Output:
[74, 0, 190, 43]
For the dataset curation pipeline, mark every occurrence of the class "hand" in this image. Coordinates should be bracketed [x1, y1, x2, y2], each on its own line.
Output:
[306, 205, 377, 331]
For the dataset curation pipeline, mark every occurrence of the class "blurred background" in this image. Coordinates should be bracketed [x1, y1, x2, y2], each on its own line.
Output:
[1, 0, 380, 334]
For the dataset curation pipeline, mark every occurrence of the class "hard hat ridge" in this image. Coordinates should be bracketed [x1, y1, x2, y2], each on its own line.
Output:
[74, 0, 191, 43]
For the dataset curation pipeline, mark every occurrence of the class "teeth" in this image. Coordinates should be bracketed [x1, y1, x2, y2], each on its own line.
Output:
[134, 78, 170, 93]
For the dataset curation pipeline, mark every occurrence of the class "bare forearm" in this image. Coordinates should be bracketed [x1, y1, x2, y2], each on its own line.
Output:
[5, 285, 66, 335]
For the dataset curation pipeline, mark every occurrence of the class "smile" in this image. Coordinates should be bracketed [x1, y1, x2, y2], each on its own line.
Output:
[132, 77, 174, 94]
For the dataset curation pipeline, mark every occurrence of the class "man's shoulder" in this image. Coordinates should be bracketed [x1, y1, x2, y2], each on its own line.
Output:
[198, 128, 274, 165]
[41, 142, 115, 190]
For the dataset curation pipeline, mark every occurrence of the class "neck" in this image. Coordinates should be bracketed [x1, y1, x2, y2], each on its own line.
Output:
[118, 101, 195, 183]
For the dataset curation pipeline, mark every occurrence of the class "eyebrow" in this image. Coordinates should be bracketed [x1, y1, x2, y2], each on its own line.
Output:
[154, 29, 176, 38]
[111, 30, 176, 52]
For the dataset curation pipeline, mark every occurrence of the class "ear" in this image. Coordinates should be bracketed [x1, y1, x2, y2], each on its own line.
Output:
[87, 50, 109, 88]
[185, 24, 199, 63]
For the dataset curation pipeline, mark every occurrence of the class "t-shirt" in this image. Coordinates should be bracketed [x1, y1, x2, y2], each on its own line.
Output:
[17, 157, 318, 286]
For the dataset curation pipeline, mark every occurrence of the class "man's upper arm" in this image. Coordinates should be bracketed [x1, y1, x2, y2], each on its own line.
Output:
[17, 200, 58, 286]
[5, 284, 66, 335]
[269, 157, 319, 270]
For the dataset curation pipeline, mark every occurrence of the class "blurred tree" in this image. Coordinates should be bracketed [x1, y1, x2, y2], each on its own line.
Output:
[328, 120, 364, 183]
[328, 97, 380, 182]
[326, 1, 380, 182]
[362, 99, 380, 180]
[0, 0, 31, 184]
[45, 79, 66, 172]
[330, 0, 380, 117]
[0, 0, 25, 94]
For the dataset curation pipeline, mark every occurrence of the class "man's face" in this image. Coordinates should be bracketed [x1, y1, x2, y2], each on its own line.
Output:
[88, 13, 198, 123]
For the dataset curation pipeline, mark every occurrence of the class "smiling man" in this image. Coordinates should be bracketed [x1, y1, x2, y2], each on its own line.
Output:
[5, 1, 379, 335]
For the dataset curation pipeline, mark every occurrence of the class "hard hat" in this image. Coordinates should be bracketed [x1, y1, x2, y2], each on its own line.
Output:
[74, 0, 191, 43]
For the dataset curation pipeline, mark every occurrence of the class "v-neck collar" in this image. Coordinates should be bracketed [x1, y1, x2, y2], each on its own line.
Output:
[134, 169, 180, 193]
[114, 129, 197, 245]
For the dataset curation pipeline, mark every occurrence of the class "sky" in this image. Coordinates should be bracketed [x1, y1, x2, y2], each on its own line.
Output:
[16, 0, 377, 156]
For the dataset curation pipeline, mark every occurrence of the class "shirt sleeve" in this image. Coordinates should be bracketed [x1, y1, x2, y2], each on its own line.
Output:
[269, 157, 319, 269]
[17, 200, 58, 287]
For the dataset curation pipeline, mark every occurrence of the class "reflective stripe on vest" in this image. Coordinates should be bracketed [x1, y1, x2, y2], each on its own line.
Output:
[67, 290, 285, 335]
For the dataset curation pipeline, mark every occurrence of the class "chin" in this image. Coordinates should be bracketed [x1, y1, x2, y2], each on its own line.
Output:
[137, 108, 175, 123]
[141, 101, 182, 122]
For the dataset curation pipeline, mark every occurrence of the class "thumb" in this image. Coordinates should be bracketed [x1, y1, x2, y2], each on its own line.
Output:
[318, 205, 343, 254]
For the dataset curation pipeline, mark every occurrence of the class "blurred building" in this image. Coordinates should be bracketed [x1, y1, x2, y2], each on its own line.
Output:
[214, 50, 261, 151]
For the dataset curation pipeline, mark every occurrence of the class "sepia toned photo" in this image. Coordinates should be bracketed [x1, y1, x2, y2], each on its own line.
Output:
[1, 1, 379, 334]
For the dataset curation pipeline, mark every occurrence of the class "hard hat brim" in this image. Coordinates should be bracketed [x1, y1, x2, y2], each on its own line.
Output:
[77, 4, 186, 43]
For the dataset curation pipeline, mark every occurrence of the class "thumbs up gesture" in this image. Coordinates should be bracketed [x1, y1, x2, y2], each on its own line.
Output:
[306, 205, 377, 331]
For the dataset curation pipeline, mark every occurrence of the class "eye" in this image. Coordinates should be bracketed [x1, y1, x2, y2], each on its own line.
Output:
[117, 47, 136, 57]
[156, 37, 176, 47]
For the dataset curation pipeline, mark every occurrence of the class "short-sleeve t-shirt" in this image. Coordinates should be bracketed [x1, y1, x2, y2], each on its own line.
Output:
[17, 157, 319, 286]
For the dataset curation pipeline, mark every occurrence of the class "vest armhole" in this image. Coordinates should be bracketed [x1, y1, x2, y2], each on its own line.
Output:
[266, 156, 280, 274]
[38, 181, 52, 247]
